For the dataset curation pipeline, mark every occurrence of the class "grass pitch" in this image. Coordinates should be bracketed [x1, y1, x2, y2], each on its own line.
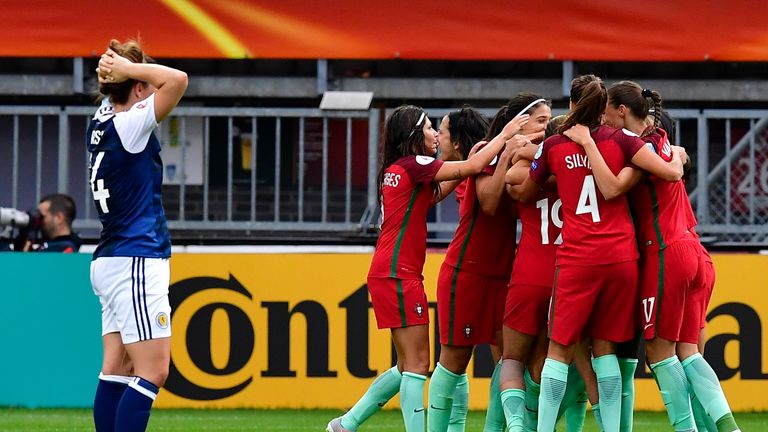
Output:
[1, 408, 767, 431]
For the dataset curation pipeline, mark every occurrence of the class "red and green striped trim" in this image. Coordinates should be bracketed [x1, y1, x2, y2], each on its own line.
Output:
[390, 186, 421, 278]
[447, 199, 481, 345]
[646, 178, 666, 338]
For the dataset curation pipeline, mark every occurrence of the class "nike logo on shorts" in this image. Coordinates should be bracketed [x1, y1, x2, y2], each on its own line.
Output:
[429, 405, 449, 411]
[413, 408, 425, 413]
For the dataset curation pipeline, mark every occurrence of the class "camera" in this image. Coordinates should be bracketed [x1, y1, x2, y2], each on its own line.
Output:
[0, 207, 43, 251]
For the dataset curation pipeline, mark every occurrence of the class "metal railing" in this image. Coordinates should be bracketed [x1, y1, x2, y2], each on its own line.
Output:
[1, 105, 767, 244]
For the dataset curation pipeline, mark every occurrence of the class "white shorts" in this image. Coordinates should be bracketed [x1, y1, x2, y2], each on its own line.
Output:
[91, 257, 171, 344]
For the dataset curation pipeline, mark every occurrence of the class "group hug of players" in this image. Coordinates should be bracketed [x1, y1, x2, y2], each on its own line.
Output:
[326, 74, 741, 432]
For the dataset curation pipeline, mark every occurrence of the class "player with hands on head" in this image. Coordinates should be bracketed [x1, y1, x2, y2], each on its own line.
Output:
[327, 106, 528, 432]
[88, 38, 187, 432]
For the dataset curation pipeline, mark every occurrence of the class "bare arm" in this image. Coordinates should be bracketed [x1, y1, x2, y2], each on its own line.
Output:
[433, 179, 463, 204]
[98, 49, 188, 122]
[475, 136, 519, 215]
[434, 115, 529, 182]
[513, 176, 542, 203]
[630, 145, 684, 182]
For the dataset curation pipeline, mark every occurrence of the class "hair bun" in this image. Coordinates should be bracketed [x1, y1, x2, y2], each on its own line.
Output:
[641, 88, 653, 98]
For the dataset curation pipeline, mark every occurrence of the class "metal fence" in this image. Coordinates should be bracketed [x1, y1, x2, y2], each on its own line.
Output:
[1, 105, 767, 244]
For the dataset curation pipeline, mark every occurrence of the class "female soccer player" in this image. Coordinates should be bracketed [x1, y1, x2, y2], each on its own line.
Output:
[567, 82, 740, 432]
[327, 106, 529, 432]
[89, 39, 188, 432]
[513, 74, 684, 432]
[428, 95, 549, 432]
[428, 106, 490, 432]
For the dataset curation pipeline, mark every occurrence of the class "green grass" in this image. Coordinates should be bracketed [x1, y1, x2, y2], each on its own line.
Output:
[0, 408, 766, 431]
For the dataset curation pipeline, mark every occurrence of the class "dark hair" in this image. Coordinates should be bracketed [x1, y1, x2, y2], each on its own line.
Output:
[40, 193, 76, 226]
[377, 105, 429, 200]
[545, 115, 567, 139]
[485, 92, 550, 141]
[445, 106, 489, 159]
[559, 75, 606, 133]
[570, 74, 598, 102]
[98, 38, 148, 105]
[608, 80, 663, 132]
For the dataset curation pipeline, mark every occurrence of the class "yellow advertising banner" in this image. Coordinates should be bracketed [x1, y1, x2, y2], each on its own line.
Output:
[156, 252, 768, 411]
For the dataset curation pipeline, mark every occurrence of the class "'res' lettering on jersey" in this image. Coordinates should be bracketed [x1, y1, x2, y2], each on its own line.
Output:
[368, 155, 444, 280]
[628, 128, 695, 253]
[87, 94, 171, 259]
[529, 126, 644, 266]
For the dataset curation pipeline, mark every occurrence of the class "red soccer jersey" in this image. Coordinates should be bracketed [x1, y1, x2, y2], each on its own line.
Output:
[443, 163, 517, 278]
[628, 129, 695, 253]
[454, 179, 468, 203]
[368, 155, 444, 280]
[510, 187, 561, 287]
[529, 126, 644, 266]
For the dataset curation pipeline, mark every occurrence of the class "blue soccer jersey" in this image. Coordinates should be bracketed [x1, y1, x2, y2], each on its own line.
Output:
[86, 94, 171, 259]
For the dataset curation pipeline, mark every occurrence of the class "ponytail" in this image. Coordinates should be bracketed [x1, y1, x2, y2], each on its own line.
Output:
[559, 77, 607, 133]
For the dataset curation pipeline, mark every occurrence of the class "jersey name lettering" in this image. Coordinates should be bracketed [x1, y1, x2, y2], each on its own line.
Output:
[91, 130, 104, 145]
[383, 173, 401, 187]
[565, 153, 591, 170]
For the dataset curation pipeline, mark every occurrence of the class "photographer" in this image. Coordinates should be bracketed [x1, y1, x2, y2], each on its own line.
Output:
[24, 193, 81, 253]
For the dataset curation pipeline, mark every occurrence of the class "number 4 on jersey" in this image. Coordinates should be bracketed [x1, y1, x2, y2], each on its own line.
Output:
[90, 151, 111, 213]
[576, 175, 601, 223]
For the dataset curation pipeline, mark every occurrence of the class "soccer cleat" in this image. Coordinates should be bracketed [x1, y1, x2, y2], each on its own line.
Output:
[326, 417, 352, 432]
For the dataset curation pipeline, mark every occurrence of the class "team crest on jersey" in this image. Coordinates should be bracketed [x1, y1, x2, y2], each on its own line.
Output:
[415, 155, 435, 166]
[414, 302, 424, 317]
[156, 312, 169, 329]
[463, 324, 472, 339]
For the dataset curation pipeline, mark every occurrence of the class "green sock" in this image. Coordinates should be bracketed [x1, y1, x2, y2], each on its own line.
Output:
[401, 372, 427, 432]
[428, 363, 461, 432]
[592, 354, 622, 432]
[447, 374, 469, 432]
[691, 394, 718, 432]
[556, 363, 587, 431]
[537, 358, 569, 432]
[483, 360, 505, 432]
[523, 369, 540, 432]
[618, 358, 638, 432]
[681, 354, 739, 432]
[341, 366, 402, 430]
[501, 388, 526, 431]
[650, 356, 695, 431]
[564, 391, 588, 432]
[592, 403, 605, 432]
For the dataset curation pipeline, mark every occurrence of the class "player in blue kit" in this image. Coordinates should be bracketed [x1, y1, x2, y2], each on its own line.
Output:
[88, 39, 187, 432]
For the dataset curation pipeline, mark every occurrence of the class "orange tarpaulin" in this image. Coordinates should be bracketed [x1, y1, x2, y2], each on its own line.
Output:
[3, 0, 767, 61]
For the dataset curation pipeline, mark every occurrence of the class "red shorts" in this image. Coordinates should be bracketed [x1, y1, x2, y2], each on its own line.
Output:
[691, 245, 716, 329]
[437, 263, 507, 346]
[640, 238, 701, 344]
[504, 283, 551, 336]
[368, 277, 429, 329]
[548, 261, 638, 346]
